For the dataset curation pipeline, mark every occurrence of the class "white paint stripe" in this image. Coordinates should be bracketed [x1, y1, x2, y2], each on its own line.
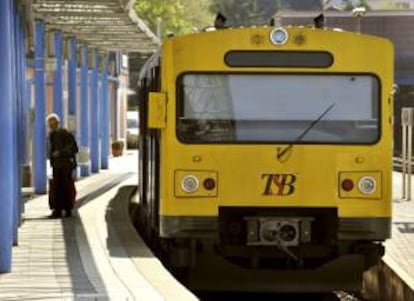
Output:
[76, 180, 164, 300]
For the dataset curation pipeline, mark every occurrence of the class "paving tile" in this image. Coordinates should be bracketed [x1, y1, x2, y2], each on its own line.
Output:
[385, 172, 414, 289]
[0, 151, 196, 301]
[0, 165, 130, 300]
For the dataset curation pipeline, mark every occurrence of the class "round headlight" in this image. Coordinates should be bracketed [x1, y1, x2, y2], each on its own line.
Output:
[181, 175, 200, 193]
[270, 27, 289, 45]
[358, 176, 376, 194]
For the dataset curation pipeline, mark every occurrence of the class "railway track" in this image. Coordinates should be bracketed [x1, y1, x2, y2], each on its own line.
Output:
[131, 197, 372, 301]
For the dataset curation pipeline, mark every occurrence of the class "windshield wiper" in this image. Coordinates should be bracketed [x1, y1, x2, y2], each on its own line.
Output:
[276, 102, 336, 161]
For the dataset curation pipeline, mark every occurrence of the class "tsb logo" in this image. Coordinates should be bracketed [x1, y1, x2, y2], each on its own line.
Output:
[262, 174, 297, 196]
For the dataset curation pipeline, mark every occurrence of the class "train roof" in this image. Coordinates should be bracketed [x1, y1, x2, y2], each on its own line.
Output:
[279, 10, 414, 85]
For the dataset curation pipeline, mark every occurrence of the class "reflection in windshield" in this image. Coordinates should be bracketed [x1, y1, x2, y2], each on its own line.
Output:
[180, 75, 236, 141]
[177, 74, 379, 144]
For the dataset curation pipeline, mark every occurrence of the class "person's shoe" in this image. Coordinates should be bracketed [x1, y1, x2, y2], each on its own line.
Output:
[65, 210, 72, 218]
[48, 211, 62, 219]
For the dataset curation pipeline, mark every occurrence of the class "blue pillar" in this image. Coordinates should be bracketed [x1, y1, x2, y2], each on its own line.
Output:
[12, 6, 23, 244]
[68, 37, 79, 177]
[17, 10, 27, 220]
[112, 79, 120, 141]
[0, 0, 16, 272]
[19, 13, 28, 166]
[100, 54, 110, 169]
[53, 31, 64, 125]
[25, 80, 31, 161]
[68, 37, 77, 136]
[34, 21, 47, 194]
[80, 44, 90, 177]
[90, 48, 100, 173]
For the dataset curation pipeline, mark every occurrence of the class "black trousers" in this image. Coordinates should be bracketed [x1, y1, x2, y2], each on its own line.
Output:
[52, 167, 74, 212]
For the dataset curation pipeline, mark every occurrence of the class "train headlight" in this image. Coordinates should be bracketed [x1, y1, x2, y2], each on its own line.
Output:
[181, 175, 200, 193]
[358, 176, 376, 194]
[270, 28, 289, 45]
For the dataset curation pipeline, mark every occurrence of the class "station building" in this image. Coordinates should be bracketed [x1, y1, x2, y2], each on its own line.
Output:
[0, 0, 158, 272]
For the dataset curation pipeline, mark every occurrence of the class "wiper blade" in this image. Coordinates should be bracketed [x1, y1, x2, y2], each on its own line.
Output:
[277, 102, 336, 161]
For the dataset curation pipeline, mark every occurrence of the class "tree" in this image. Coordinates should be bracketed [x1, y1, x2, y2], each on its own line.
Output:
[181, 0, 214, 31]
[373, 0, 408, 9]
[208, 0, 376, 27]
[284, 0, 322, 10]
[134, 0, 213, 37]
[209, 0, 283, 26]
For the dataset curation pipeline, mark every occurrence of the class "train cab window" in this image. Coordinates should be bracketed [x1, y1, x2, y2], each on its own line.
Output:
[177, 73, 380, 144]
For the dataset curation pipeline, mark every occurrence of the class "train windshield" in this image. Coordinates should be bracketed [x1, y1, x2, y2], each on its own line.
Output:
[177, 74, 380, 144]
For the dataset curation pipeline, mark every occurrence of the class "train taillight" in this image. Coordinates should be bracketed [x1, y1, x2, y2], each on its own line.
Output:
[341, 179, 354, 192]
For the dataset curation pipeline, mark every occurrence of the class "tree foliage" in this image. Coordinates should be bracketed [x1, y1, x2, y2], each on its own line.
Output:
[209, 0, 373, 27]
[283, 0, 322, 10]
[373, 0, 408, 9]
[134, 0, 213, 37]
[208, 0, 370, 27]
[209, 0, 283, 27]
[135, 0, 397, 39]
[344, 0, 371, 10]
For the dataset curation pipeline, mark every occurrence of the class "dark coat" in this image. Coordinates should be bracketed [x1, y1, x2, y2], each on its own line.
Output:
[49, 128, 79, 169]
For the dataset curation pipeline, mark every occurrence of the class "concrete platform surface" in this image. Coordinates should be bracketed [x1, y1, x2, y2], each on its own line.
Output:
[364, 172, 414, 301]
[0, 152, 197, 301]
[386, 172, 414, 288]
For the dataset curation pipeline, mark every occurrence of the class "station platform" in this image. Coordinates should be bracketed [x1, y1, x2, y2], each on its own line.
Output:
[7, 151, 414, 301]
[364, 172, 414, 301]
[0, 152, 196, 301]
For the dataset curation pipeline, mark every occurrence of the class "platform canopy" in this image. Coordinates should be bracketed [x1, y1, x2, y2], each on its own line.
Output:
[31, 0, 159, 53]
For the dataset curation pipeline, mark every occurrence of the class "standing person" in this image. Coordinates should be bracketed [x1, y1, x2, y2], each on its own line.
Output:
[47, 113, 78, 218]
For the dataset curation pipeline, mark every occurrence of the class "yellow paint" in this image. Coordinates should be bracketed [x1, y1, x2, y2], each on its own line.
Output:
[155, 27, 394, 219]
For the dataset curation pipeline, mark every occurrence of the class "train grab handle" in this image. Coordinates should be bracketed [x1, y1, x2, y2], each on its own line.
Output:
[148, 92, 167, 129]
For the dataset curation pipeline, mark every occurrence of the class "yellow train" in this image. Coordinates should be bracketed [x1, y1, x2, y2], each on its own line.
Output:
[137, 25, 394, 293]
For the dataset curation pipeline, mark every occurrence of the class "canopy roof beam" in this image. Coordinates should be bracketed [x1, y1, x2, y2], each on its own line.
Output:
[32, 0, 159, 53]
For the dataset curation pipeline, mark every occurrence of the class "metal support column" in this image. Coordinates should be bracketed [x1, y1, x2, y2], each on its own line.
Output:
[101, 53, 110, 169]
[53, 31, 64, 124]
[402, 107, 414, 201]
[68, 37, 77, 136]
[0, 0, 16, 272]
[18, 13, 27, 220]
[79, 44, 90, 177]
[90, 48, 100, 173]
[114, 80, 121, 141]
[11, 4, 22, 245]
[34, 20, 47, 193]
[115, 51, 122, 142]
[19, 13, 28, 166]
[68, 37, 79, 177]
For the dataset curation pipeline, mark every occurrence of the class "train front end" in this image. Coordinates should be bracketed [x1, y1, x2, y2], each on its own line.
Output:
[151, 26, 394, 292]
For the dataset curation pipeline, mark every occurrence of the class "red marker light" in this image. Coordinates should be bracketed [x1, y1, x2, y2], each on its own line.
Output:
[341, 179, 354, 192]
[203, 178, 216, 190]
